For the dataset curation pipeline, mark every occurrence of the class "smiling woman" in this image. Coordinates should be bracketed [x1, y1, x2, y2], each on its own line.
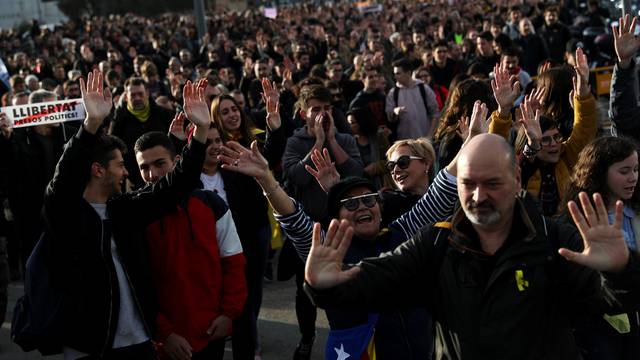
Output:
[560, 136, 640, 360]
[385, 138, 435, 196]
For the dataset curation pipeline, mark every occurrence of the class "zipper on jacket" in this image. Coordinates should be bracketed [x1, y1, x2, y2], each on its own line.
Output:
[100, 219, 114, 357]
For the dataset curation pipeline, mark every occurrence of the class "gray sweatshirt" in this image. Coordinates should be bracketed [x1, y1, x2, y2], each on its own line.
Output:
[282, 126, 363, 221]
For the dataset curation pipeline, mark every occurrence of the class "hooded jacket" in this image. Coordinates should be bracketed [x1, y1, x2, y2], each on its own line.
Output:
[282, 126, 363, 221]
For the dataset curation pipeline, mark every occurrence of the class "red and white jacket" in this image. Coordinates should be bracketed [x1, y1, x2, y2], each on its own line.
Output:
[145, 189, 246, 352]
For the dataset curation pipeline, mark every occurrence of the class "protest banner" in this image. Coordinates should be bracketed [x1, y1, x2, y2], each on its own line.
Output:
[356, 1, 383, 13]
[263, 7, 277, 19]
[0, 98, 85, 129]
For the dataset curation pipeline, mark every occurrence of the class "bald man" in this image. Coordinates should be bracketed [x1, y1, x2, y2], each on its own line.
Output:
[304, 134, 640, 360]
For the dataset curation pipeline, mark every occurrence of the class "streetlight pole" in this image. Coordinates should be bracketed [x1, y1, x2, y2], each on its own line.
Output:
[194, 0, 207, 41]
[622, 0, 632, 16]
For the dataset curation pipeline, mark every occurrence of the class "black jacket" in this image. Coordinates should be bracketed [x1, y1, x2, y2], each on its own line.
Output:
[609, 59, 640, 141]
[307, 196, 640, 360]
[43, 126, 206, 355]
[0, 124, 77, 258]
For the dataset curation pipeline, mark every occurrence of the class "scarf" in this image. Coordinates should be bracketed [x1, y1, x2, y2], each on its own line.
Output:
[127, 101, 151, 122]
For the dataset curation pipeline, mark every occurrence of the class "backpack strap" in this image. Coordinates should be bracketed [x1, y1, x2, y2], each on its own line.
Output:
[393, 85, 399, 107]
[417, 83, 433, 117]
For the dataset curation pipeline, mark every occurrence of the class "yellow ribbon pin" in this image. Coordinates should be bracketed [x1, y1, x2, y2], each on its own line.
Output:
[515, 270, 529, 291]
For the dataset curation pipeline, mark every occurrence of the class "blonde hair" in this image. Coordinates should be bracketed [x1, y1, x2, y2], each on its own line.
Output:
[386, 138, 436, 167]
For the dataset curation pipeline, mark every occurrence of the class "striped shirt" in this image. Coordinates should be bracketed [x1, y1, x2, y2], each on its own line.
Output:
[275, 169, 458, 261]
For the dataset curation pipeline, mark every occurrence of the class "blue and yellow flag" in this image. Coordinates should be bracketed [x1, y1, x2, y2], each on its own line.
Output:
[325, 314, 378, 360]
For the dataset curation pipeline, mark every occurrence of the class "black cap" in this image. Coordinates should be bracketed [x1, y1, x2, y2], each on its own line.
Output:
[327, 177, 377, 218]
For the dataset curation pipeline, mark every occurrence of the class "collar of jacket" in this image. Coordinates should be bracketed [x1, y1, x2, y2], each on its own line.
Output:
[395, 79, 419, 89]
[448, 193, 541, 257]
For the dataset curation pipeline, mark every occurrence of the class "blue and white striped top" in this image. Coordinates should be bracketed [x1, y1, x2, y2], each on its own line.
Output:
[275, 169, 459, 261]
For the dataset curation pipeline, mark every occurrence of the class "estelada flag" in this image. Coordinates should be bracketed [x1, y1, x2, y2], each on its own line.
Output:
[325, 314, 378, 360]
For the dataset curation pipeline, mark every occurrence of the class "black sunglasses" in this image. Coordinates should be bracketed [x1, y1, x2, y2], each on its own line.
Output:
[385, 155, 423, 172]
[340, 193, 379, 211]
[540, 133, 563, 146]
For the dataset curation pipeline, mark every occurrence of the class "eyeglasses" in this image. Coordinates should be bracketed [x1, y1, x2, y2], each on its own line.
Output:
[340, 193, 379, 211]
[385, 155, 424, 172]
[540, 133, 563, 146]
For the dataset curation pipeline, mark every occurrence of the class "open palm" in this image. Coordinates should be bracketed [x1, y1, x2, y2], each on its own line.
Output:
[574, 48, 590, 97]
[613, 14, 640, 62]
[305, 220, 360, 290]
[261, 77, 281, 130]
[183, 79, 210, 128]
[519, 97, 542, 145]
[492, 64, 520, 112]
[305, 148, 340, 192]
[80, 69, 112, 122]
[218, 141, 269, 179]
[561, 193, 630, 273]
[468, 100, 489, 138]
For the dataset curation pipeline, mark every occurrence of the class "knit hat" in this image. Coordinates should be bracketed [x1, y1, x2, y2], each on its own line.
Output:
[327, 177, 377, 218]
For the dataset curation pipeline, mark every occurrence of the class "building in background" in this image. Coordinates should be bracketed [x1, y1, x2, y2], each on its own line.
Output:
[0, 0, 67, 30]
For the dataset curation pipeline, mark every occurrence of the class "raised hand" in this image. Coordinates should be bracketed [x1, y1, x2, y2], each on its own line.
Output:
[261, 77, 281, 130]
[524, 86, 545, 114]
[305, 148, 340, 193]
[492, 64, 521, 116]
[281, 68, 294, 91]
[456, 116, 470, 140]
[519, 97, 542, 149]
[182, 79, 210, 128]
[573, 47, 590, 98]
[196, 77, 208, 95]
[467, 100, 489, 138]
[613, 14, 640, 69]
[305, 220, 360, 290]
[218, 140, 269, 179]
[169, 112, 187, 141]
[561, 193, 630, 273]
[80, 69, 113, 134]
[538, 61, 552, 76]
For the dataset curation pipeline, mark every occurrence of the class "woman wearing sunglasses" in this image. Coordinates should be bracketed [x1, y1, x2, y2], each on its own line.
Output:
[492, 48, 598, 216]
[379, 138, 437, 226]
[215, 101, 490, 360]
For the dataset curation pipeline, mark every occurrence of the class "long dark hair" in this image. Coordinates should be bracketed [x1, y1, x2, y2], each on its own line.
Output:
[434, 78, 496, 141]
[561, 136, 640, 215]
[537, 66, 574, 136]
[347, 106, 377, 136]
[210, 94, 256, 143]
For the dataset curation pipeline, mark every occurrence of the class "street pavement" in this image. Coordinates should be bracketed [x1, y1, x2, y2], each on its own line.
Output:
[0, 278, 330, 360]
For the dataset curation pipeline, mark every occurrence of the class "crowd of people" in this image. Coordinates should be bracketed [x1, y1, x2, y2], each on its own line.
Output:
[0, 0, 639, 359]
